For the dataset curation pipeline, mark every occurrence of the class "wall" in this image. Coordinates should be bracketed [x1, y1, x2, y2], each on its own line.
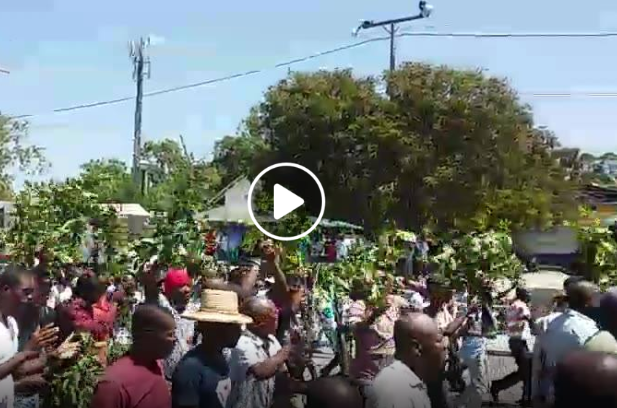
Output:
[513, 226, 579, 256]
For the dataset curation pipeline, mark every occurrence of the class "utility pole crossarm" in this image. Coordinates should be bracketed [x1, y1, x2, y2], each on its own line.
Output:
[352, 1, 433, 72]
[360, 13, 425, 30]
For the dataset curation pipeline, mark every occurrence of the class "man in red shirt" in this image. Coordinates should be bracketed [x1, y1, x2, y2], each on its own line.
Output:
[91, 304, 176, 408]
[57, 273, 116, 342]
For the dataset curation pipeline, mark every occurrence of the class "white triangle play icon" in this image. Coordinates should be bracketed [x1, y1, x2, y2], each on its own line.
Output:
[273, 184, 304, 220]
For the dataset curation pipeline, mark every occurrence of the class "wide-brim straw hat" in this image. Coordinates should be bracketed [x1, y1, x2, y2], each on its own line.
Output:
[182, 289, 253, 325]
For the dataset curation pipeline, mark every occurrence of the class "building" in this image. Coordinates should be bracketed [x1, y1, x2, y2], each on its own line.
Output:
[0, 201, 14, 229]
[597, 159, 617, 177]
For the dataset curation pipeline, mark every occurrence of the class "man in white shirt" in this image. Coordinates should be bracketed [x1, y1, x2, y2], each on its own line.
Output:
[0, 268, 57, 407]
[228, 297, 290, 408]
[366, 313, 446, 408]
[534, 280, 600, 406]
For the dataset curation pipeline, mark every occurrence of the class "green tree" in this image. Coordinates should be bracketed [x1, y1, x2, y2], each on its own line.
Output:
[0, 116, 47, 199]
[213, 128, 270, 186]
[78, 159, 139, 203]
[140, 139, 221, 214]
[5, 180, 119, 268]
[74, 140, 221, 214]
[233, 64, 576, 233]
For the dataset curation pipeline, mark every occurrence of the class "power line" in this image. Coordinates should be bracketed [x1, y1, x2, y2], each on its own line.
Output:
[7, 31, 617, 120]
[399, 31, 617, 38]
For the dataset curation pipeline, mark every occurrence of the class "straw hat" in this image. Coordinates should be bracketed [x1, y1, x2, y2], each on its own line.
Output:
[182, 289, 253, 325]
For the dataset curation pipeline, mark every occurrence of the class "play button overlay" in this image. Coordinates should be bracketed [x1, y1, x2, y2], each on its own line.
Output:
[247, 162, 326, 241]
[273, 184, 304, 220]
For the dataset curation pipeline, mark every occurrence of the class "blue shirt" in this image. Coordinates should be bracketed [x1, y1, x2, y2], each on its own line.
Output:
[172, 348, 232, 408]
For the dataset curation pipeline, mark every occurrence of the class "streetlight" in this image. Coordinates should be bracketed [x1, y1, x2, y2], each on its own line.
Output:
[353, 1, 433, 71]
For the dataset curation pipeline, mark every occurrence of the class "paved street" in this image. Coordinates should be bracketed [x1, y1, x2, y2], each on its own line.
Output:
[484, 355, 524, 407]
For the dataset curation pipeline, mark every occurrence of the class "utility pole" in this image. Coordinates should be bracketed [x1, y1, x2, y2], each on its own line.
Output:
[353, 1, 433, 71]
[129, 37, 151, 186]
[388, 23, 397, 72]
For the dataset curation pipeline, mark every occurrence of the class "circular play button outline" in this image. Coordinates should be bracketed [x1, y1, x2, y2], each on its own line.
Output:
[247, 162, 326, 241]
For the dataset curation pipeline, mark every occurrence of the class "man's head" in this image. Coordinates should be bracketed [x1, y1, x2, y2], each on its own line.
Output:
[566, 280, 597, 311]
[121, 275, 137, 296]
[349, 279, 369, 301]
[306, 377, 362, 408]
[229, 265, 258, 288]
[515, 287, 531, 303]
[197, 321, 242, 349]
[32, 268, 51, 308]
[131, 304, 176, 360]
[74, 273, 106, 304]
[427, 276, 451, 305]
[242, 296, 278, 338]
[600, 291, 617, 337]
[163, 268, 192, 306]
[287, 275, 306, 309]
[555, 351, 617, 407]
[563, 276, 584, 292]
[0, 267, 36, 316]
[394, 312, 446, 382]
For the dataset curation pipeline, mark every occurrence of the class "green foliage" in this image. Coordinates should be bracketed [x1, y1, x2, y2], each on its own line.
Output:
[0, 116, 47, 200]
[140, 139, 221, 214]
[131, 211, 216, 277]
[107, 341, 131, 365]
[78, 159, 139, 203]
[213, 132, 269, 185]
[430, 230, 524, 292]
[5, 180, 119, 269]
[572, 213, 617, 287]
[223, 64, 576, 234]
[77, 139, 221, 215]
[314, 244, 392, 305]
[44, 334, 105, 408]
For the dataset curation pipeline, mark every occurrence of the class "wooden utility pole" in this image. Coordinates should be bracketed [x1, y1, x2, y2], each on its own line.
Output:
[129, 37, 151, 185]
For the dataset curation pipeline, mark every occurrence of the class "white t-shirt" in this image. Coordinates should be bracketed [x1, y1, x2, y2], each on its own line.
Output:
[0, 316, 19, 408]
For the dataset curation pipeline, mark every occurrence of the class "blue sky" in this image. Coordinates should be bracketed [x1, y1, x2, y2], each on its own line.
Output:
[2, 0, 617, 188]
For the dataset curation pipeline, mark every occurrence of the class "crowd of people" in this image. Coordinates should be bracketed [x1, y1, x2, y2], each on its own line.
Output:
[1, 242, 617, 408]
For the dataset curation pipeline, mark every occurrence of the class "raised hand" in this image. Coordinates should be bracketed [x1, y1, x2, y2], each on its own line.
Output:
[25, 324, 59, 352]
